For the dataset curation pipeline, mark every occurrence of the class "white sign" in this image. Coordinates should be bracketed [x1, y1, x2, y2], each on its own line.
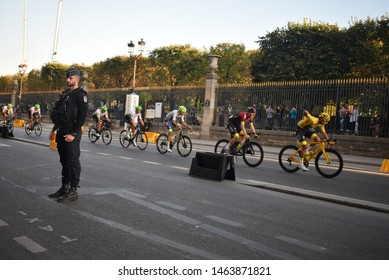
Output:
[125, 93, 139, 112]
[124, 93, 139, 129]
[155, 102, 163, 118]
[145, 109, 155, 119]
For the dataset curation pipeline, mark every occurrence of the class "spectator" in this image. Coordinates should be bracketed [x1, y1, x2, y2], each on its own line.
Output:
[338, 104, 349, 132]
[266, 105, 274, 130]
[370, 113, 381, 138]
[289, 106, 297, 131]
[348, 104, 359, 135]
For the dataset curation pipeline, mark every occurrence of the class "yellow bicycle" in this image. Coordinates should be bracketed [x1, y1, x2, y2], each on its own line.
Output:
[278, 139, 343, 178]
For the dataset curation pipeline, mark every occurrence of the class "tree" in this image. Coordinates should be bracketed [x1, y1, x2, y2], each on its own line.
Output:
[148, 44, 208, 109]
[40, 62, 69, 90]
[346, 14, 389, 77]
[149, 45, 207, 87]
[26, 69, 46, 91]
[210, 43, 252, 84]
[252, 19, 348, 81]
[0, 75, 16, 93]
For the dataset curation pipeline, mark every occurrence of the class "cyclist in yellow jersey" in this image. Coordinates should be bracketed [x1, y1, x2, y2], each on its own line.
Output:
[295, 110, 330, 171]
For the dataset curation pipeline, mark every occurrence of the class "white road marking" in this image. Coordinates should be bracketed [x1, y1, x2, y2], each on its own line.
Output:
[0, 219, 9, 226]
[117, 156, 133, 160]
[157, 201, 187, 210]
[275, 235, 326, 251]
[97, 152, 111, 156]
[13, 236, 47, 253]
[141, 161, 161, 165]
[205, 215, 243, 227]
[171, 166, 189, 170]
[0, 143, 11, 147]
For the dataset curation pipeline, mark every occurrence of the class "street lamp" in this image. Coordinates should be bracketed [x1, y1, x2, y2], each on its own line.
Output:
[18, 63, 27, 104]
[127, 38, 145, 92]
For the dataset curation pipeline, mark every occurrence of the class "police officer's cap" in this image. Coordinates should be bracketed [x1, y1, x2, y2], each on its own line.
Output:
[66, 68, 81, 77]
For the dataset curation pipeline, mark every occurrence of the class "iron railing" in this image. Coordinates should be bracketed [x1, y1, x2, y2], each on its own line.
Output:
[1, 78, 387, 137]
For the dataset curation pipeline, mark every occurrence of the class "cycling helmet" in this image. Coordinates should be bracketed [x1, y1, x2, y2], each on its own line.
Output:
[319, 112, 330, 121]
[7, 103, 13, 108]
[178, 106, 187, 113]
[135, 105, 142, 111]
[35, 104, 40, 109]
[101, 105, 107, 111]
[247, 107, 256, 113]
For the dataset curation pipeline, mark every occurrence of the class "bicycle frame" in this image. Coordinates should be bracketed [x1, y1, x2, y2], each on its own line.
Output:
[290, 140, 334, 165]
[170, 129, 185, 147]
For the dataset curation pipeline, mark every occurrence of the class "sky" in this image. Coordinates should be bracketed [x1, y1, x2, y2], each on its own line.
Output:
[0, 0, 387, 76]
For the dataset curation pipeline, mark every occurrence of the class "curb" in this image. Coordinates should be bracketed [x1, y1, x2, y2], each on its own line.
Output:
[244, 180, 389, 214]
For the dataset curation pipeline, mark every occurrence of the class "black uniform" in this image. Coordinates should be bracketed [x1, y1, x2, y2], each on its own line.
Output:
[49, 71, 88, 203]
[55, 87, 88, 187]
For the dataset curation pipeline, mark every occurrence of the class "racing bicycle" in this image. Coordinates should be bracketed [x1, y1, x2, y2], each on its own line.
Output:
[278, 138, 343, 178]
[156, 128, 192, 157]
[25, 117, 42, 137]
[119, 124, 148, 150]
[88, 120, 112, 145]
[214, 131, 264, 167]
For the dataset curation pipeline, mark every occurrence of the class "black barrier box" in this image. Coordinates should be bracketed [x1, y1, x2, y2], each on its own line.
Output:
[0, 125, 9, 138]
[189, 152, 235, 181]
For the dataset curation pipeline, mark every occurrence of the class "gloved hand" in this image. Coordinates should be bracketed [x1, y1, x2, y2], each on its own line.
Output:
[245, 134, 250, 139]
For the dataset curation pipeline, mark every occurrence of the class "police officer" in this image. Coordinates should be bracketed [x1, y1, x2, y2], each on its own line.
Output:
[49, 68, 88, 202]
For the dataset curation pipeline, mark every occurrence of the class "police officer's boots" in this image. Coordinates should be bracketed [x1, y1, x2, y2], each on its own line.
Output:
[57, 186, 78, 202]
[49, 184, 70, 198]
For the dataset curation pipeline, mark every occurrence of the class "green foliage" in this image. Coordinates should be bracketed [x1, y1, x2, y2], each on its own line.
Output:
[252, 15, 389, 81]
[40, 62, 68, 90]
[210, 43, 253, 84]
[148, 44, 208, 87]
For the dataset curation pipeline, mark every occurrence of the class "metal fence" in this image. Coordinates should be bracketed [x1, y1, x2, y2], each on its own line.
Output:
[1, 78, 388, 138]
[216, 78, 389, 138]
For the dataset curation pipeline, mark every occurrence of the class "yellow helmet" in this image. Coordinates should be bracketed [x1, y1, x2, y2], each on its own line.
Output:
[178, 106, 187, 113]
[319, 112, 330, 121]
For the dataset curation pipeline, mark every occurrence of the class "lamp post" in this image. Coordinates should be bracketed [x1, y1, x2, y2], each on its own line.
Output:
[127, 38, 145, 92]
[18, 63, 27, 104]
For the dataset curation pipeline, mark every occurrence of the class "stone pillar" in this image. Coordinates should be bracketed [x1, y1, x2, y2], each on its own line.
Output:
[200, 54, 221, 140]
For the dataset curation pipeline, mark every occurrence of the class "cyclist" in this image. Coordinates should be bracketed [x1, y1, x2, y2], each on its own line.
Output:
[124, 105, 145, 144]
[1, 103, 14, 121]
[222, 107, 259, 154]
[92, 105, 111, 137]
[164, 106, 192, 152]
[295, 110, 330, 171]
[28, 104, 42, 128]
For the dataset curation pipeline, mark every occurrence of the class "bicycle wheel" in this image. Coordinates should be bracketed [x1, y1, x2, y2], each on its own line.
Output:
[177, 135, 192, 157]
[156, 133, 168, 154]
[315, 148, 343, 178]
[34, 123, 42, 137]
[214, 139, 229, 153]
[278, 145, 300, 173]
[135, 132, 148, 150]
[119, 130, 130, 148]
[102, 129, 112, 145]
[25, 123, 32, 135]
[88, 127, 99, 143]
[242, 142, 264, 167]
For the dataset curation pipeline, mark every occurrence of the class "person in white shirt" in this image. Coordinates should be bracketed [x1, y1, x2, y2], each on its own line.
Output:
[164, 106, 192, 152]
[124, 105, 145, 142]
[28, 104, 42, 128]
[92, 105, 111, 136]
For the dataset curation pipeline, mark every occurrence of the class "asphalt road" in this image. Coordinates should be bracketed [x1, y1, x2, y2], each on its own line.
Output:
[1, 125, 389, 259]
